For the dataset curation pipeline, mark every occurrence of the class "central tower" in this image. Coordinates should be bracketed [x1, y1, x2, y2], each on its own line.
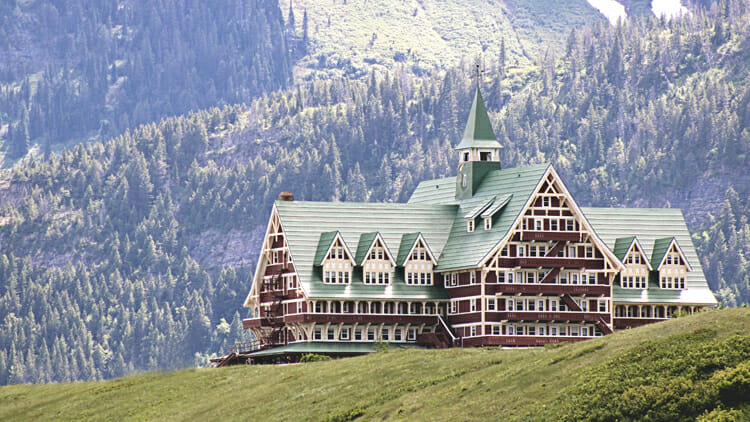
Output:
[455, 87, 503, 200]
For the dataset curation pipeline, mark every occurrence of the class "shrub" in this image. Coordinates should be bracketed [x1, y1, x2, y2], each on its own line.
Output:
[300, 353, 332, 363]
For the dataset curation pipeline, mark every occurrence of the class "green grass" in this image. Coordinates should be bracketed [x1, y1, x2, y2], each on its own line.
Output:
[290, 0, 605, 80]
[2, 308, 749, 421]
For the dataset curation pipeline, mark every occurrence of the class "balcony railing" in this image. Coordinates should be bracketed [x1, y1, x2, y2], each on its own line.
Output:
[521, 231, 582, 242]
[489, 283, 610, 296]
[486, 311, 611, 323]
[496, 257, 603, 269]
[283, 312, 441, 325]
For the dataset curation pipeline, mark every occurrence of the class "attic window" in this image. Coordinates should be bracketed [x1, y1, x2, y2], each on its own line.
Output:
[467, 219, 475, 233]
[484, 217, 492, 230]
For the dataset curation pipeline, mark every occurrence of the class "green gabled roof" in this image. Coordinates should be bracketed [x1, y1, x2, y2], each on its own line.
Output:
[464, 196, 496, 219]
[396, 233, 420, 266]
[581, 208, 717, 306]
[408, 177, 457, 205]
[313, 231, 339, 265]
[455, 88, 503, 150]
[480, 194, 512, 219]
[613, 236, 637, 261]
[275, 200, 457, 300]
[651, 237, 676, 269]
[436, 163, 551, 271]
[354, 232, 378, 265]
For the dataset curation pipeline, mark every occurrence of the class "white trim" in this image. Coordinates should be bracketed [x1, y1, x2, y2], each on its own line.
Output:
[402, 233, 438, 266]
[361, 232, 397, 266]
[625, 238, 653, 271]
[479, 165, 624, 271]
[244, 205, 280, 308]
[654, 238, 693, 272]
[321, 232, 357, 266]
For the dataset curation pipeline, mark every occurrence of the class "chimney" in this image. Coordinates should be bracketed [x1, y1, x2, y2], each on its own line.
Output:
[278, 192, 294, 201]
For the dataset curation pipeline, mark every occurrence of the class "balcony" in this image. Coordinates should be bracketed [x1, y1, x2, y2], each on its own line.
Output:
[445, 284, 482, 298]
[243, 318, 279, 329]
[486, 311, 611, 323]
[283, 313, 440, 325]
[496, 257, 603, 270]
[489, 283, 610, 296]
[462, 335, 591, 347]
[521, 231, 581, 242]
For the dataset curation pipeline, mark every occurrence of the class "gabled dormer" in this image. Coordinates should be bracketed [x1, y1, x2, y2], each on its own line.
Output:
[613, 236, 652, 289]
[356, 233, 395, 285]
[397, 233, 438, 285]
[314, 231, 355, 284]
[651, 237, 692, 290]
[455, 87, 503, 200]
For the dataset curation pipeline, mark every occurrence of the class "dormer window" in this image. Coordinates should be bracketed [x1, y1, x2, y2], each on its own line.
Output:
[359, 233, 395, 285]
[317, 232, 354, 285]
[653, 238, 691, 290]
[467, 220, 475, 232]
[484, 217, 492, 230]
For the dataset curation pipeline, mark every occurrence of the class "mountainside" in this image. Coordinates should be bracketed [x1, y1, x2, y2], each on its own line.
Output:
[286, 0, 606, 80]
[1, 309, 749, 421]
[2, 0, 750, 386]
[0, 0, 293, 166]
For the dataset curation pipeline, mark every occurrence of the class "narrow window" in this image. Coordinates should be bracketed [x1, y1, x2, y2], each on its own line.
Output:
[467, 219, 475, 233]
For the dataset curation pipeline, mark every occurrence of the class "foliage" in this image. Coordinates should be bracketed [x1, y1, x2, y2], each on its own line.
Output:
[299, 353, 332, 363]
[0, 0, 293, 162]
[554, 329, 750, 421]
[0, 309, 748, 421]
[2, 0, 750, 386]
[694, 188, 750, 306]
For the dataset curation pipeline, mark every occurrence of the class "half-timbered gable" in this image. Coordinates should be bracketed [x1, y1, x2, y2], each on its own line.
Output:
[651, 238, 692, 290]
[238, 87, 717, 362]
[613, 236, 652, 289]
[582, 208, 715, 329]
[397, 233, 438, 286]
[356, 233, 396, 285]
[316, 232, 355, 284]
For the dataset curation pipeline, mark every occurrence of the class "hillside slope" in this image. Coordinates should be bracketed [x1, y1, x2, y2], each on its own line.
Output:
[288, 0, 606, 80]
[1, 308, 749, 421]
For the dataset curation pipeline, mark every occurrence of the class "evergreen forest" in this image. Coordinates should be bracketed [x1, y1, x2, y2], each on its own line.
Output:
[1, 0, 749, 385]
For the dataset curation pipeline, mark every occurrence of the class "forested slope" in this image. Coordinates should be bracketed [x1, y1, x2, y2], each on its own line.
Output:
[0, 0, 293, 164]
[1, 1, 750, 385]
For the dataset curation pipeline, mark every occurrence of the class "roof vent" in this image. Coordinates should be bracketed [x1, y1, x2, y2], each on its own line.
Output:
[278, 192, 294, 201]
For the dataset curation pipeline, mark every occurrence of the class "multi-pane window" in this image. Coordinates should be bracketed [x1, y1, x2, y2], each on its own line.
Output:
[364, 271, 390, 285]
[467, 219, 475, 232]
[406, 272, 433, 285]
[487, 298, 496, 311]
[660, 276, 686, 289]
[621, 276, 647, 289]
[324, 271, 350, 284]
[469, 272, 476, 284]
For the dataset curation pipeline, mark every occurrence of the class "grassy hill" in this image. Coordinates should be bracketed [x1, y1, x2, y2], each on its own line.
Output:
[2, 308, 748, 421]
[288, 0, 606, 80]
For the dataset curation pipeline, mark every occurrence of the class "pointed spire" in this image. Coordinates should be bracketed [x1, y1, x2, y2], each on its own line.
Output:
[455, 87, 502, 150]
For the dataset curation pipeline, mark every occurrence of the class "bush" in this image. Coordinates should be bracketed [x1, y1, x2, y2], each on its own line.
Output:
[300, 353, 332, 363]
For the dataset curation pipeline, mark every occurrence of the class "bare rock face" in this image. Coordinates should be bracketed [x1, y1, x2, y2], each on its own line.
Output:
[186, 225, 265, 271]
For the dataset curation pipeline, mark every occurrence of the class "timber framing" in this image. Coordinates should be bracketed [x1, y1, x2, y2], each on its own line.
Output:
[235, 87, 717, 361]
